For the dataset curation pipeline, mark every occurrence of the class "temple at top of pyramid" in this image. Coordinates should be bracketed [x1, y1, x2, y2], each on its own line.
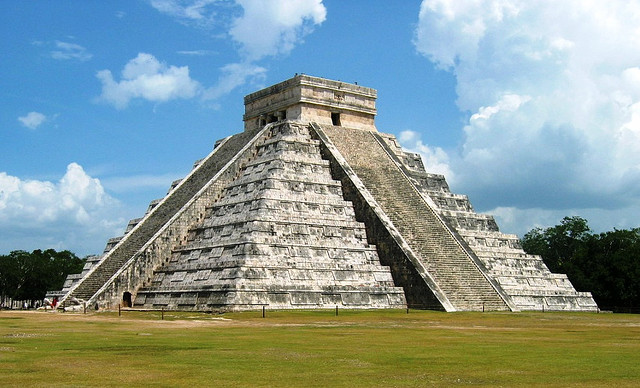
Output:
[53, 75, 598, 312]
[243, 75, 377, 131]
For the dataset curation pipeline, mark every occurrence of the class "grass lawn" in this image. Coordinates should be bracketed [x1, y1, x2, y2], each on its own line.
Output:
[1, 309, 639, 387]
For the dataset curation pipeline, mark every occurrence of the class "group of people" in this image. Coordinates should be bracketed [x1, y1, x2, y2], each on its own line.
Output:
[34, 297, 59, 310]
[0, 297, 56, 310]
[4, 296, 95, 311]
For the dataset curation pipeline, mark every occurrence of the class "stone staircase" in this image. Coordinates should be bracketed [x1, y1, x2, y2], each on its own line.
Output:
[315, 124, 511, 311]
[60, 128, 261, 304]
[53, 74, 597, 313]
[133, 121, 406, 310]
[375, 131, 598, 311]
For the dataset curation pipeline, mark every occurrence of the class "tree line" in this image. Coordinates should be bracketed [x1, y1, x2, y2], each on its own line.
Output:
[521, 216, 640, 312]
[0, 249, 85, 308]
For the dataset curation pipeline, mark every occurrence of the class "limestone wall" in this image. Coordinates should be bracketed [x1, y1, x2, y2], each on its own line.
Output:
[376, 131, 598, 311]
[315, 134, 445, 310]
[244, 75, 377, 131]
[59, 126, 266, 308]
[133, 121, 405, 311]
[90, 128, 272, 308]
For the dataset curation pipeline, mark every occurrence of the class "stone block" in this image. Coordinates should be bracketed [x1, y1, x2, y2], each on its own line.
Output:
[341, 292, 371, 305]
[291, 292, 322, 305]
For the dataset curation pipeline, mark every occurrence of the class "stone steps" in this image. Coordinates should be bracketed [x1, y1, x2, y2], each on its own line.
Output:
[318, 125, 509, 311]
[374, 126, 598, 312]
[132, 121, 406, 311]
[56, 75, 598, 313]
[63, 129, 262, 303]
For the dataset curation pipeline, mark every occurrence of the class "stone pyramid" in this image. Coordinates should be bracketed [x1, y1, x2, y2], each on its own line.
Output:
[56, 75, 598, 312]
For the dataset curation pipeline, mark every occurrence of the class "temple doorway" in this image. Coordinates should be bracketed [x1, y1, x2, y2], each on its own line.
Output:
[122, 292, 132, 307]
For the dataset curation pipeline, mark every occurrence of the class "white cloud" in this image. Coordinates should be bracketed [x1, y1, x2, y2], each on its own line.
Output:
[0, 163, 124, 255]
[96, 53, 201, 109]
[230, 0, 326, 61]
[469, 94, 530, 123]
[18, 112, 47, 129]
[413, 0, 640, 232]
[150, 0, 327, 61]
[203, 62, 266, 100]
[147, 1, 326, 98]
[149, 0, 219, 23]
[177, 49, 217, 56]
[50, 40, 92, 61]
[399, 130, 453, 179]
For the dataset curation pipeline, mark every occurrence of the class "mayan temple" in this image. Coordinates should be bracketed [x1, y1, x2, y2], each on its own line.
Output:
[55, 75, 598, 312]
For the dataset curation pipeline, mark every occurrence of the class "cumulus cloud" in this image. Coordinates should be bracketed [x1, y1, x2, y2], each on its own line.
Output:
[0, 163, 124, 255]
[149, 1, 326, 98]
[152, 0, 326, 60]
[50, 40, 93, 61]
[96, 53, 201, 109]
[203, 62, 266, 100]
[399, 130, 453, 179]
[230, 0, 326, 61]
[149, 0, 219, 25]
[18, 112, 47, 129]
[413, 0, 640, 232]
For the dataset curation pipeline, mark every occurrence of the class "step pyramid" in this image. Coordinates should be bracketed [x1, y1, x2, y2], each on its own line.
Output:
[133, 121, 406, 310]
[57, 75, 598, 312]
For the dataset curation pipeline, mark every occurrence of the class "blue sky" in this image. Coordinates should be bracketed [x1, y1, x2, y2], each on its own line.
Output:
[2, 0, 640, 256]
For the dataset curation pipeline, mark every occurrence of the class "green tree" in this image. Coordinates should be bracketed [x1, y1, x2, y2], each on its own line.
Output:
[0, 252, 21, 305]
[0, 249, 85, 305]
[522, 217, 640, 312]
[580, 229, 640, 310]
[522, 216, 590, 273]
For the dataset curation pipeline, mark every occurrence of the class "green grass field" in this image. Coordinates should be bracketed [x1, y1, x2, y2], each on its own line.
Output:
[1, 309, 639, 387]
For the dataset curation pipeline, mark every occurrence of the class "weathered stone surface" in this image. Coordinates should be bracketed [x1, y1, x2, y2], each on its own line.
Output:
[56, 74, 597, 312]
[243, 75, 377, 131]
[376, 132, 598, 311]
[133, 122, 405, 310]
[314, 124, 512, 312]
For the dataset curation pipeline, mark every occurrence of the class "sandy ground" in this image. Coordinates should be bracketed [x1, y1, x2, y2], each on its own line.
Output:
[0, 309, 241, 329]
